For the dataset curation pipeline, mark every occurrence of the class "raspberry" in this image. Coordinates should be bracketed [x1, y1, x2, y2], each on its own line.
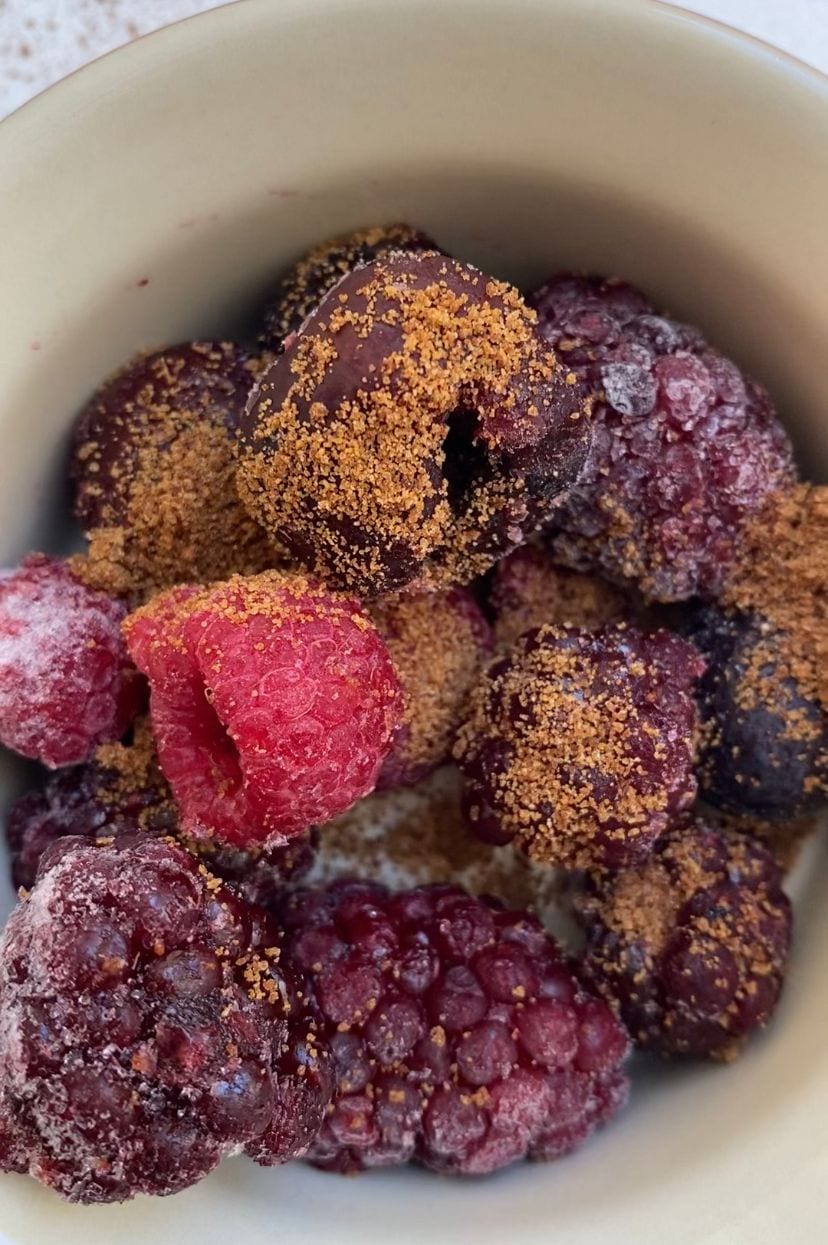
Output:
[70, 342, 275, 597]
[273, 881, 629, 1175]
[687, 607, 828, 818]
[0, 555, 142, 768]
[529, 275, 796, 601]
[0, 837, 330, 1201]
[372, 588, 493, 790]
[5, 727, 318, 902]
[454, 624, 703, 869]
[256, 223, 440, 352]
[124, 572, 402, 848]
[239, 252, 591, 598]
[488, 544, 628, 648]
[577, 822, 792, 1058]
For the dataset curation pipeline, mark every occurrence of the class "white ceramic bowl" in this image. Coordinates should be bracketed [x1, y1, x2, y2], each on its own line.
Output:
[1, 0, 827, 1241]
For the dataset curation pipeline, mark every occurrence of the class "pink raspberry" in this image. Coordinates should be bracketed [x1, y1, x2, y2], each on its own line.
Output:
[275, 881, 630, 1175]
[0, 555, 142, 767]
[124, 572, 403, 848]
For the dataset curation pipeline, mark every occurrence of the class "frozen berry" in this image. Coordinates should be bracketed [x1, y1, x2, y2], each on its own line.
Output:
[529, 275, 795, 601]
[238, 253, 592, 598]
[488, 544, 627, 648]
[577, 822, 792, 1058]
[273, 880, 629, 1175]
[257, 223, 440, 352]
[124, 572, 402, 848]
[454, 624, 703, 869]
[71, 342, 277, 597]
[372, 588, 493, 789]
[686, 606, 828, 818]
[0, 555, 142, 768]
[0, 836, 330, 1202]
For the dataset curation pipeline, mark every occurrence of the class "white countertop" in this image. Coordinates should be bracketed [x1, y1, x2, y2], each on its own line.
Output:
[0, 0, 826, 120]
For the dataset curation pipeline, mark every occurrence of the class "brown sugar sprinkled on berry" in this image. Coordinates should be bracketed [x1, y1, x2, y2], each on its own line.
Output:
[577, 822, 792, 1058]
[530, 274, 795, 602]
[124, 571, 402, 848]
[454, 624, 703, 869]
[272, 881, 629, 1175]
[371, 588, 493, 790]
[0, 555, 142, 768]
[0, 837, 330, 1202]
[257, 223, 440, 351]
[488, 544, 627, 648]
[71, 342, 279, 597]
[238, 253, 592, 598]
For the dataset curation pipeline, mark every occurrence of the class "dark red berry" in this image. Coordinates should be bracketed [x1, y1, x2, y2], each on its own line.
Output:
[372, 587, 493, 790]
[274, 881, 629, 1175]
[256, 223, 440, 352]
[70, 342, 275, 596]
[0, 555, 141, 767]
[576, 821, 792, 1058]
[529, 275, 795, 602]
[239, 252, 592, 598]
[124, 572, 402, 848]
[0, 837, 329, 1202]
[687, 606, 828, 818]
[454, 624, 703, 869]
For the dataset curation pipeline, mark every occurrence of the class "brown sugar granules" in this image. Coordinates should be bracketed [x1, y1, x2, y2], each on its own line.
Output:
[257, 222, 439, 349]
[71, 341, 281, 598]
[310, 768, 570, 934]
[702, 805, 818, 874]
[488, 543, 627, 648]
[238, 251, 591, 598]
[454, 624, 702, 871]
[371, 587, 492, 789]
[722, 483, 828, 710]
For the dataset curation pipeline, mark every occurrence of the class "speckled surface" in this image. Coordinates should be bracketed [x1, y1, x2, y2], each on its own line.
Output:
[0, 0, 826, 120]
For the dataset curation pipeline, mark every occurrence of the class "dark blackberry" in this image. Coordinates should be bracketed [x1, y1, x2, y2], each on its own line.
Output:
[274, 880, 629, 1176]
[0, 836, 329, 1202]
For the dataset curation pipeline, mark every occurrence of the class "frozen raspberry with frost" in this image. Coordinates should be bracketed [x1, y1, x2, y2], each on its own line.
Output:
[0, 555, 142, 768]
[70, 341, 276, 597]
[124, 572, 402, 848]
[687, 607, 828, 819]
[4, 725, 318, 900]
[257, 223, 440, 352]
[454, 624, 703, 870]
[529, 274, 796, 602]
[577, 822, 792, 1058]
[371, 588, 493, 790]
[239, 253, 591, 598]
[488, 544, 627, 648]
[273, 880, 629, 1175]
[0, 836, 330, 1202]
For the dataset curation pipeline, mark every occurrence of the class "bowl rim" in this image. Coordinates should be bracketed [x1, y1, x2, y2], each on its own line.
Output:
[1, 0, 827, 150]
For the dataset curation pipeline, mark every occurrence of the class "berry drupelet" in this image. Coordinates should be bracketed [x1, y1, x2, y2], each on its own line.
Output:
[0, 836, 330, 1202]
[454, 623, 703, 870]
[274, 880, 630, 1175]
[529, 274, 795, 602]
[576, 821, 792, 1059]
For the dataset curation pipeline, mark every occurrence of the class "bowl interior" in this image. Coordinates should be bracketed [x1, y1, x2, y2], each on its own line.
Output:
[0, 1, 827, 1241]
